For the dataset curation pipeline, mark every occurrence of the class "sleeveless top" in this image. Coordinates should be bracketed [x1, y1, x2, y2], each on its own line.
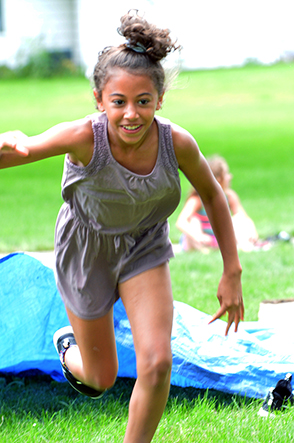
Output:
[59, 113, 181, 239]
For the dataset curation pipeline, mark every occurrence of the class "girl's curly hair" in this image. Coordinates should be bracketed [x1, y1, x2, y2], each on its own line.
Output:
[93, 10, 180, 99]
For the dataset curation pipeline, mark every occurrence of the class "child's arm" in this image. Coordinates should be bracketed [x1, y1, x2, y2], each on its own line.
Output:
[226, 188, 247, 216]
[226, 188, 259, 245]
[0, 118, 94, 169]
[172, 124, 243, 335]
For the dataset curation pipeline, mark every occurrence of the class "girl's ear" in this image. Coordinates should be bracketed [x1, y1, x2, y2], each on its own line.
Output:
[94, 89, 105, 112]
[156, 93, 165, 111]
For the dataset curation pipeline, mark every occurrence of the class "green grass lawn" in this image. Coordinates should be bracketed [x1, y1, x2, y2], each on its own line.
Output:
[1, 375, 294, 442]
[0, 77, 94, 251]
[1, 63, 294, 250]
[165, 63, 294, 242]
[1, 64, 294, 442]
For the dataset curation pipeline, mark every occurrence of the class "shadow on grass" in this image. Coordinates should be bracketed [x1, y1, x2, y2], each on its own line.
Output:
[0, 373, 257, 420]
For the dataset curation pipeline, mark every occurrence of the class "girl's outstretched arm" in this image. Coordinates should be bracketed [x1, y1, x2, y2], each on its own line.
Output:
[0, 118, 94, 169]
[172, 124, 244, 335]
[0, 130, 29, 157]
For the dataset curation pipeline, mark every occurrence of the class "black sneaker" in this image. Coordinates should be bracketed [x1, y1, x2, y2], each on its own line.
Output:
[258, 373, 294, 417]
[53, 326, 104, 399]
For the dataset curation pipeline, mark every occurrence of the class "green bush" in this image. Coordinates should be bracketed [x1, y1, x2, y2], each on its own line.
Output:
[0, 65, 16, 79]
[16, 50, 84, 78]
[0, 45, 85, 79]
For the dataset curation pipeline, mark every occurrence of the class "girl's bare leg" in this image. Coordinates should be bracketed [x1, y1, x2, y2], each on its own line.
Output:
[119, 262, 174, 443]
[64, 306, 118, 391]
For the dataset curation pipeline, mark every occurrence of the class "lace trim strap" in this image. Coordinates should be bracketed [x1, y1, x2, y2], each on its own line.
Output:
[65, 115, 111, 178]
[157, 119, 179, 176]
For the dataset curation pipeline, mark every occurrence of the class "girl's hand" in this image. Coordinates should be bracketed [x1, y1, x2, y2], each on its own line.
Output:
[0, 131, 29, 157]
[209, 271, 244, 335]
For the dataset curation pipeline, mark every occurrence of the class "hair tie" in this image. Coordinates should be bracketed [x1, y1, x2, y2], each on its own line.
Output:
[126, 41, 147, 53]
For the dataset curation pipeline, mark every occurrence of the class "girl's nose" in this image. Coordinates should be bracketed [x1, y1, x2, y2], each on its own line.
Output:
[124, 104, 139, 119]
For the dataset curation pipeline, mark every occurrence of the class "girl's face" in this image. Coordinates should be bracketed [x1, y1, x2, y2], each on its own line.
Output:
[95, 68, 163, 148]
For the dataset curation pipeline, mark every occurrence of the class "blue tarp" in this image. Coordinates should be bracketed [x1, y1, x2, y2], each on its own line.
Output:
[1, 253, 293, 399]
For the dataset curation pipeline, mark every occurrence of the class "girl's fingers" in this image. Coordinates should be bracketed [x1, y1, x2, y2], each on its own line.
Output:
[15, 144, 29, 156]
[209, 306, 243, 335]
[0, 142, 29, 156]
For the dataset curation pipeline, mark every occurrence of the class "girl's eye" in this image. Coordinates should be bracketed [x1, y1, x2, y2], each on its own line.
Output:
[139, 99, 149, 105]
[113, 99, 124, 105]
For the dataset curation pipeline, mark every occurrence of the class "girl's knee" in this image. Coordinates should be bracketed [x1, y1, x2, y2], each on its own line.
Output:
[85, 370, 117, 391]
[83, 360, 118, 391]
[138, 349, 172, 388]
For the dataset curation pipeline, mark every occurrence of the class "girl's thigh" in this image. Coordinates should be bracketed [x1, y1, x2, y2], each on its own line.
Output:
[118, 263, 174, 360]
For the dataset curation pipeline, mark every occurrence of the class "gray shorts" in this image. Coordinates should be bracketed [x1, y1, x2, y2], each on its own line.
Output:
[55, 204, 174, 320]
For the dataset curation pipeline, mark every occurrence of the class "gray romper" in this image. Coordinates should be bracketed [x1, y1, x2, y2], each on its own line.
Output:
[55, 113, 181, 320]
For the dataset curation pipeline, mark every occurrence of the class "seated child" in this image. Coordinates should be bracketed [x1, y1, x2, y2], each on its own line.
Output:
[176, 155, 263, 252]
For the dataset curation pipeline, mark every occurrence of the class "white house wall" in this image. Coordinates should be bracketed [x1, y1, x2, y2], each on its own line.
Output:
[0, 0, 157, 73]
[76, 0, 153, 77]
[0, 0, 81, 67]
[1, 0, 293, 73]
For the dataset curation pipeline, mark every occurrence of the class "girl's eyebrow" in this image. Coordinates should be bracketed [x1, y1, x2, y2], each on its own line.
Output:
[109, 92, 153, 97]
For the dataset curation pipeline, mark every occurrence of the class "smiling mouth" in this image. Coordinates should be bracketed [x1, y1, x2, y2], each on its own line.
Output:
[122, 125, 142, 133]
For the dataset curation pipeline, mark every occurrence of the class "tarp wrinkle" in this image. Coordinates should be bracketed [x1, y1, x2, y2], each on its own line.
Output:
[1, 253, 293, 398]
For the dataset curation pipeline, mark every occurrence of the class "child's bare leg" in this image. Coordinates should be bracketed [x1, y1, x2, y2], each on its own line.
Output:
[64, 307, 118, 391]
[119, 263, 174, 443]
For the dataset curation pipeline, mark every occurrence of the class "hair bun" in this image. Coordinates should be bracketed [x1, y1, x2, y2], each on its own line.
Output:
[118, 10, 180, 62]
